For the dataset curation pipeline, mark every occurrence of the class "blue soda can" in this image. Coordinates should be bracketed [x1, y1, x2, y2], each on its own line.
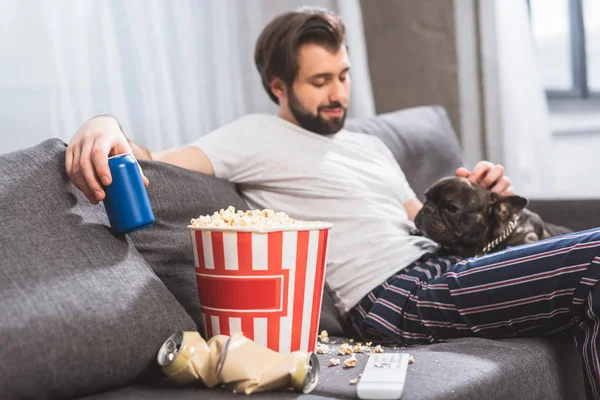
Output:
[102, 154, 155, 235]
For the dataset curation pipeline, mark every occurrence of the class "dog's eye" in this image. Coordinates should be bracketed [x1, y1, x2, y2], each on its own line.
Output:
[445, 204, 461, 214]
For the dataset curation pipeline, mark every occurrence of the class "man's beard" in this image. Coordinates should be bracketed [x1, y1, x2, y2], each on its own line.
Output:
[287, 89, 347, 135]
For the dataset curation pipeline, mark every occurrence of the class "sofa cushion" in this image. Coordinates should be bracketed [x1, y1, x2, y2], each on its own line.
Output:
[0, 139, 197, 399]
[312, 337, 584, 400]
[79, 336, 584, 400]
[130, 160, 249, 329]
[345, 105, 464, 202]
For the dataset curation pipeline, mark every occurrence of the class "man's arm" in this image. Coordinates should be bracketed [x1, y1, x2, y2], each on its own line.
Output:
[152, 146, 214, 176]
[404, 198, 423, 222]
[116, 118, 213, 176]
[66, 115, 215, 205]
[125, 138, 152, 160]
[110, 117, 152, 161]
[114, 115, 213, 175]
[108, 115, 216, 175]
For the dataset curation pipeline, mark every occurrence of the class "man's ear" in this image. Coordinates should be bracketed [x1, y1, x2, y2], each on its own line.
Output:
[491, 194, 528, 222]
[269, 78, 286, 102]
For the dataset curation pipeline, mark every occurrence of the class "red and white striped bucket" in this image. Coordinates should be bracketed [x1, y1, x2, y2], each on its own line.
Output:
[188, 224, 332, 354]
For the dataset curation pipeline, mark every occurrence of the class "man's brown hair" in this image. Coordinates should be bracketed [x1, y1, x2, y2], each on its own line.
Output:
[254, 7, 346, 104]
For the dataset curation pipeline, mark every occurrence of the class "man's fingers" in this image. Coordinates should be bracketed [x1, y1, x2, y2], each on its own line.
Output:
[491, 177, 513, 196]
[463, 161, 515, 195]
[71, 144, 98, 204]
[504, 185, 516, 196]
[91, 137, 112, 188]
[80, 138, 105, 202]
[481, 165, 504, 188]
[469, 161, 495, 183]
[65, 145, 74, 179]
[142, 175, 149, 186]
[456, 167, 470, 177]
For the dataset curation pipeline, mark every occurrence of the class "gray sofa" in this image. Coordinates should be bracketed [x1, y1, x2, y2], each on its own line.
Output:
[1, 106, 597, 400]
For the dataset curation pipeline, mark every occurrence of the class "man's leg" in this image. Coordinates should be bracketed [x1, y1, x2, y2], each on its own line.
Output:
[575, 282, 600, 399]
[346, 251, 463, 345]
[416, 228, 600, 398]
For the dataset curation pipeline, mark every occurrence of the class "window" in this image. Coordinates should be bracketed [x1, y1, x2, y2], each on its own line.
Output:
[528, 0, 600, 98]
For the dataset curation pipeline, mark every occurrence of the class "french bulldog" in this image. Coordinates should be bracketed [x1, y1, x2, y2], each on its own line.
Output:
[413, 176, 572, 258]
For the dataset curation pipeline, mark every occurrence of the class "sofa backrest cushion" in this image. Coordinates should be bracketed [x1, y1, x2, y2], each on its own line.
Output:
[131, 160, 249, 329]
[0, 139, 196, 399]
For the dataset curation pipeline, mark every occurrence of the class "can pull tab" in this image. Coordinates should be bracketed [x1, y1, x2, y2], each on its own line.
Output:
[163, 339, 178, 363]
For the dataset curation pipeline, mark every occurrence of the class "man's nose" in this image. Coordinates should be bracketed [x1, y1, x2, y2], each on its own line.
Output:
[328, 80, 347, 104]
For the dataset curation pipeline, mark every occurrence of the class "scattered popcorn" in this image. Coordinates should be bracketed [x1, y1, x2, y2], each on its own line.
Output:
[344, 354, 358, 368]
[318, 330, 330, 344]
[373, 345, 384, 353]
[408, 355, 415, 364]
[349, 377, 359, 385]
[349, 338, 354, 343]
[329, 358, 341, 366]
[353, 343, 365, 353]
[316, 343, 329, 354]
[339, 343, 354, 355]
[365, 342, 372, 347]
[190, 206, 328, 229]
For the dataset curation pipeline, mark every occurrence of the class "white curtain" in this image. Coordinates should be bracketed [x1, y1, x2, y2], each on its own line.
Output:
[0, 0, 375, 155]
[491, 0, 553, 197]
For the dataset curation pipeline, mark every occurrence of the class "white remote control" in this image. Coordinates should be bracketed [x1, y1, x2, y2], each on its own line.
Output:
[356, 353, 410, 400]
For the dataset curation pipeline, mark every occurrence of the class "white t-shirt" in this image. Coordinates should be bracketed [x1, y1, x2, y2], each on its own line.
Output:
[189, 114, 439, 315]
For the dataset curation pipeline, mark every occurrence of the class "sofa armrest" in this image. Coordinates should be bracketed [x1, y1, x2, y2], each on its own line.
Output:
[527, 199, 600, 232]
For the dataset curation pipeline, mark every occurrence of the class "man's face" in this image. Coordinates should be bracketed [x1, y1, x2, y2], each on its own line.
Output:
[284, 43, 351, 135]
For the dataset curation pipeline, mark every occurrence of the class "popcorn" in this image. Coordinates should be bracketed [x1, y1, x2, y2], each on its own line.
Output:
[373, 345, 384, 353]
[339, 343, 354, 355]
[316, 343, 329, 354]
[353, 343, 365, 353]
[365, 342, 372, 347]
[349, 377, 359, 385]
[344, 354, 358, 368]
[190, 206, 327, 229]
[318, 330, 330, 344]
[409, 355, 415, 364]
[329, 358, 341, 366]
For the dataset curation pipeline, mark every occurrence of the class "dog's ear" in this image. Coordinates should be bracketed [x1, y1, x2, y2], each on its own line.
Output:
[489, 193, 528, 222]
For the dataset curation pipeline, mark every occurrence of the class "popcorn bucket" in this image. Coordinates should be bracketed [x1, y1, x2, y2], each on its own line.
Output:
[188, 222, 332, 354]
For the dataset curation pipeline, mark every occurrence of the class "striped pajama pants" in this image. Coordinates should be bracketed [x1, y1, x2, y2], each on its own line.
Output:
[346, 228, 600, 399]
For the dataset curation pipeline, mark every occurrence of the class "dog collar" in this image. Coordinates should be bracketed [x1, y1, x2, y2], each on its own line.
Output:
[480, 214, 520, 256]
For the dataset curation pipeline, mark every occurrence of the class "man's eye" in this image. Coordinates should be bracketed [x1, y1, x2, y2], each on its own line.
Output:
[339, 75, 347, 82]
[312, 81, 326, 88]
[445, 204, 461, 214]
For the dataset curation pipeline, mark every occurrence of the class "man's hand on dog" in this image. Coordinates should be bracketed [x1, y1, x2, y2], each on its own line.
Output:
[456, 161, 515, 196]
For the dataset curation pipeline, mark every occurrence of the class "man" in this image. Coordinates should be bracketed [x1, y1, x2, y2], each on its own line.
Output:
[66, 8, 600, 397]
